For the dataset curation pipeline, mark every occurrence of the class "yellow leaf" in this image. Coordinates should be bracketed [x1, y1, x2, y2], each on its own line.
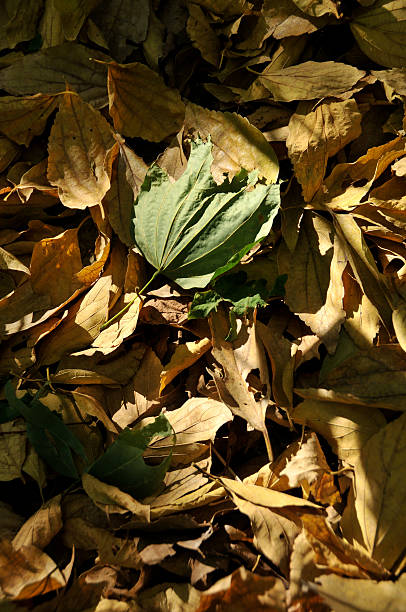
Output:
[160, 338, 211, 394]
[47, 92, 116, 209]
[108, 61, 185, 141]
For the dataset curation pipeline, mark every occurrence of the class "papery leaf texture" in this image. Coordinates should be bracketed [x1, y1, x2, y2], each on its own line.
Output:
[132, 139, 280, 289]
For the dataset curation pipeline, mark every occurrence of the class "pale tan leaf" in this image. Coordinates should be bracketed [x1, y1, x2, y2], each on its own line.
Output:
[71, 390, 118, 433]
[0, 540, 73, 600]
[108, 61, 185, 141]
[137, 583, 201, 612]
[0, 247, 29, 276]
[160, 338, 211, 394]
[259, 61, 365, 102]
[209, 309, 268, 434]
[47, 92, 116, 209]
[220, 477, 322, 510]
[228, 495, 299, 575]
[393, 302, 406, 352]
[185, 102, 279, 184]
[291, 397, 387, 462]
[91, 294, 142, 350]
[13, 495, 62, 550]
[0, 43, 110, 107]
[0, 94, 58, 146]
[315, 572, 406, 611]
[287, 99, 362, 202]
[342, 412, 406, 569]
[82, 473, 150, 520]
[39, 275, 112, 365]
[373, 67, 406, 97]
[351, 0, 406, 68]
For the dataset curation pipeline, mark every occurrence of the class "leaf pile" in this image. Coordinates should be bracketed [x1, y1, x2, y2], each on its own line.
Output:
[0, 1, 406, 610]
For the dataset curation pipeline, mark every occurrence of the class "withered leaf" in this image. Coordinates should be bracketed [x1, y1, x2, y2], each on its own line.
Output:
[0, 94, 58, 146]
[108, 61, 185, 142]
[0, 43, 110, 107]
[47, 92, 116, 209]
[259, 61, 365, 102]
[53, 0, 101, 41]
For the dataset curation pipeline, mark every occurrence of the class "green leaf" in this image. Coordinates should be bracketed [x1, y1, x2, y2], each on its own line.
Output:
[87, 413, 173, 499]
[0, 399, 20, 424]
[5, 382, 87, 479]
[188, 271, 287, 320]
[132, 138, 280, 289]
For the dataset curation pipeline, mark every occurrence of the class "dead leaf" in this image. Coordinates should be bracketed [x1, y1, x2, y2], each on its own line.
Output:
[0, 420, 27, 481]
[185, 102, 279, 184]
[12, 495, 62, 550]
[0, 540, 73, 600]
[0, 94, 58, 146]
[108, 61, 185, 141]
[287, 99, 362, 202]
[47, 92, 116, 209]
[160, 338, 211, 394]
[0, 42, 110, 107]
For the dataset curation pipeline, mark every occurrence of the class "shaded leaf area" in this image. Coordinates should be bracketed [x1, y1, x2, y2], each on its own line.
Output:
[0, 1, 406, 610]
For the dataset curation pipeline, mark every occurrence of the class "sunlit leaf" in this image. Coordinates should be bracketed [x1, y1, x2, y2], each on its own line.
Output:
[132, 139, 280, 289]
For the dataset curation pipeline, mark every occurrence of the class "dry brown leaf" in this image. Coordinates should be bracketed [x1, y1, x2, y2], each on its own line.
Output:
[12, 495, 62, 550]
[0, 540, 73, 600]
[47, 92, 116, 209]
[108, 61, 185, 141]
[315, 573, 406, 611]
[185, 102, 279, 184]
[280, 432, 340, 505]
[291, 396, 387, 463]
[287, 99, 362, 202]
[0, 94, 58, 146]
[39, 275, 112, 365]
[104, 140, 148, 246]
[259, 61, 365, 102]
[160, 338, 211, 394]
[0, 420, 27, 481]
[209, 309, 270, 455]
[341, 412, 406, 569]
[82, 473, 150, 521]
[0, 43, 110, 107]
[196, 567, 286, 612]
[187, 4, 222, 67]
[0, 135, 20, 172]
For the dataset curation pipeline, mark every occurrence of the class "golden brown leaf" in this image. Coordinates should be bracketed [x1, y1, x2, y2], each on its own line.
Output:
[160, 338, 211, 394]
[108, 61, 185, 141]
[0, 94, 58, 146]
[47, 92, 116, 209]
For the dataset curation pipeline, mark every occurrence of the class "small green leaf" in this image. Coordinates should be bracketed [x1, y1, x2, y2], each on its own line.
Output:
[87, 413, 173, 499]
[188, 289, 223, 319]
[5, 382, 87, 479]
[132, 138, 280, 289]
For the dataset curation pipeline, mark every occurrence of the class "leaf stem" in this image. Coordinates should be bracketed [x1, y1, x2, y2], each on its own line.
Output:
[262, 426, 273, 463]
[100, 269, 160, 331]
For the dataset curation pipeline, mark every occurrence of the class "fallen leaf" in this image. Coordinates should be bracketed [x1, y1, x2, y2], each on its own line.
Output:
[351, 0, 406, 68]
[0, 540, 73, 600]
[160, 338, 211, 394]
[0, 94, 58, 146]
[286, 99, 362, 202]
[187, 4, 222, 67]
[0, 43, 110, 107]
[47, 92, 116, 209]
[12, 495, 62, 550]
[53, 0, 101, 41]
[292, 0, 340, 18]
[0, 420, 27, 481]
[291, 396, 387, 462]
[82, 473, 150, 520]
[184, 102, 279, 184]
[341, 412, 406, 569]
[259, 61, 365, 102]
[108, 61, 185, 141]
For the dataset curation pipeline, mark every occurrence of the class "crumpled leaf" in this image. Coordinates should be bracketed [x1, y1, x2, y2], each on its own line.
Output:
[259, 61, 365, 102]
[132, 138, 280, 289]
[287, 99, 362, 202]
[108, 61, 185, 141]
[351, 0, 406, 68]
[47, 91, 116, 209]
[87, 413, 173, 499]
[159, 338, 211, 393]
[292, 0, 340, 17]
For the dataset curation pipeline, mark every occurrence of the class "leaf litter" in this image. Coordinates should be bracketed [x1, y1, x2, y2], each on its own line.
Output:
[0, 1, 406, 610]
